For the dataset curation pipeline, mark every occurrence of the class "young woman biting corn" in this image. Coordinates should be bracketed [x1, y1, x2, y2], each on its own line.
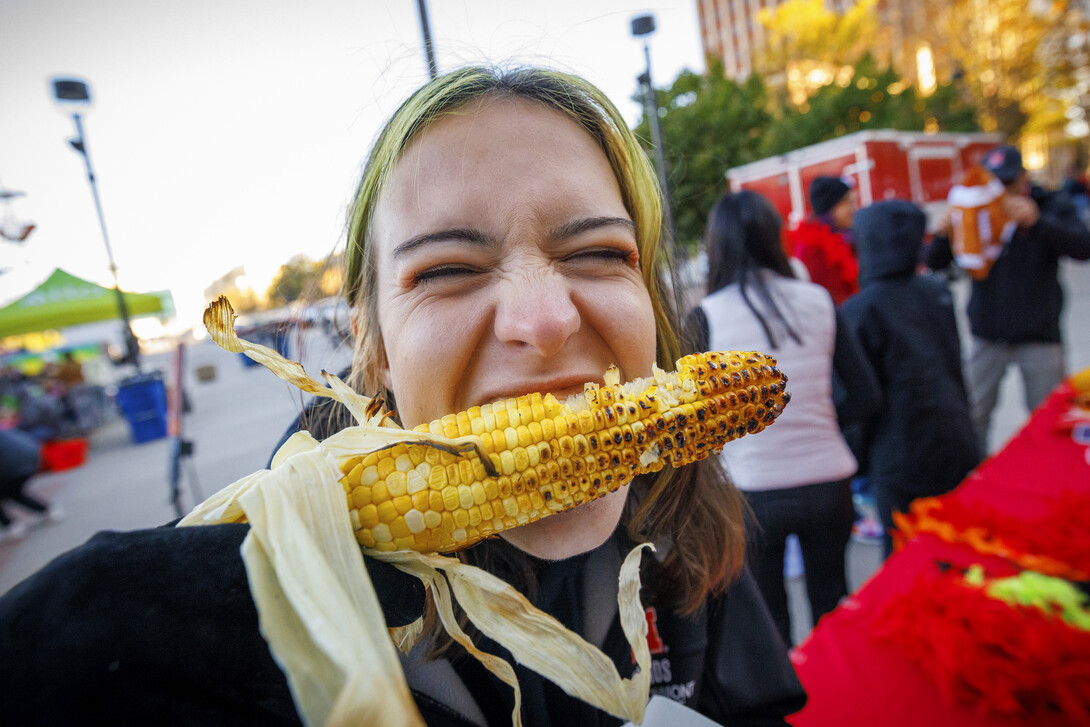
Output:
[0, 66, 805, 727]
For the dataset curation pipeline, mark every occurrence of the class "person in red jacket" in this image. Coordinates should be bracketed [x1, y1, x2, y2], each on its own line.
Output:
[788, 176, 860, 305]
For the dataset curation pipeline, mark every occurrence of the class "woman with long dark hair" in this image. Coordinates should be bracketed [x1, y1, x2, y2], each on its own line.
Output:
[688, 190, 880, 646]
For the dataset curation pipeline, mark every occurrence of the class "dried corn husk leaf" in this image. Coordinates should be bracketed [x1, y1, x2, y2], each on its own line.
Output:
[374, 544, 652, 725]
[203, 297, 378, 422]
[237, 449, 424, 727]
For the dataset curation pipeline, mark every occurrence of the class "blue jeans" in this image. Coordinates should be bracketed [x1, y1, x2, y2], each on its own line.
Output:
[742, 479, 855, 646]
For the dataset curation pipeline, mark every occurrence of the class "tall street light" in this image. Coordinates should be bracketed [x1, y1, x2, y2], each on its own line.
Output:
[49, 76, 142, 370]
[631, 14, 677, 254]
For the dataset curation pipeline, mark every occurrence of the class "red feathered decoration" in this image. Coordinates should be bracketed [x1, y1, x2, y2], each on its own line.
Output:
[894, 493, 1090, 580]
[871, 566, 1090, 723]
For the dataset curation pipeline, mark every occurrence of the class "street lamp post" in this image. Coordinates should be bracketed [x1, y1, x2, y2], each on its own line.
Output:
[416, 0, 438, 80]
[631, 14, 677, 254]
[49, 77, 141, 370]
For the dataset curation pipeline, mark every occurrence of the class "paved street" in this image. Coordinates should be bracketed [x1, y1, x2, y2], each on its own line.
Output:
[3, 258, 1089, 650]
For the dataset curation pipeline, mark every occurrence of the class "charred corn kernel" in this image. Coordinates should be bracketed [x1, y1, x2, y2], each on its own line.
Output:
[338, 351, 790, 553]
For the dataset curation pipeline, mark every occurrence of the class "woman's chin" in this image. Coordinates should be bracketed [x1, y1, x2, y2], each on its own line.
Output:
[498, 487, 629, 560]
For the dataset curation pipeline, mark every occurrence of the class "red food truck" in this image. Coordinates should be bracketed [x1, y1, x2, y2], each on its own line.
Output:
[726, 130, 1004, 228]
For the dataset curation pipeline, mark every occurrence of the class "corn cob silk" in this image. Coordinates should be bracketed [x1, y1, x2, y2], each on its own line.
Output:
[185, 296, 790, 727]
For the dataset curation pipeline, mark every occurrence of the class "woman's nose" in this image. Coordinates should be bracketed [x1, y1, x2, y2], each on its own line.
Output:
[493, 272, 580, 357]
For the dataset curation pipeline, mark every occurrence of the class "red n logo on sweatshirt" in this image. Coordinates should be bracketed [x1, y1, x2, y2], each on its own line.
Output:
[644, 607, 666, 654]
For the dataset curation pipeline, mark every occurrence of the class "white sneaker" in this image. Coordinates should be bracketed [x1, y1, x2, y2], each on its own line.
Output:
[46, 506, 66, 523]
[0, 521, 29, 543]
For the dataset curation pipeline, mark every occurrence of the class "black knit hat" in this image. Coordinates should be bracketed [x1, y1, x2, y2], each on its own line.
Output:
[809, 176, 852, 215]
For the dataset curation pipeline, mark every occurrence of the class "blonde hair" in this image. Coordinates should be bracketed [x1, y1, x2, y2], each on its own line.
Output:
[343, 65, 744, 613]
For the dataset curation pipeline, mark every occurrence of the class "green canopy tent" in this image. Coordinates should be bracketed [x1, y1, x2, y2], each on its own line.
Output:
[0, 268, 168, 338]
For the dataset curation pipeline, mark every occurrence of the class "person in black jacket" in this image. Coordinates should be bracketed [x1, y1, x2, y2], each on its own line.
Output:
[0, 66, 805, 727]
[841, 201, 981, 556]
[926, 146, 1090, 453]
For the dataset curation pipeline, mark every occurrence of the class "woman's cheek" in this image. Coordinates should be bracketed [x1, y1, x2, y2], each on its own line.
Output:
[386, 302, 477, 427]
[577, 281, 657, 376]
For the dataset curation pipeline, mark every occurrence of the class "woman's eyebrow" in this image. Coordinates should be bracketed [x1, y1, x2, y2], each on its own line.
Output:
[391, 228, 497, 258]
[548, 216, 636, 242]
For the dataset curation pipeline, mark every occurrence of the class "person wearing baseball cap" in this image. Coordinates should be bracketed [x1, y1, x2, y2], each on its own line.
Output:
[787, 176, 861, 305]
[982, 145, 1025, 185]
[926, 145, 1090, 454]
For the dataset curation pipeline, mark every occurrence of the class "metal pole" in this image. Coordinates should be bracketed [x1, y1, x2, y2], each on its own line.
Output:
[416, 0, 438, 80]
[69, 112, 141, 370]
[641, 41, 677, 253]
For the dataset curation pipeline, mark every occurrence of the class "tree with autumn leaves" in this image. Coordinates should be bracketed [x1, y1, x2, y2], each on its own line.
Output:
[633, 0, 1086, 252]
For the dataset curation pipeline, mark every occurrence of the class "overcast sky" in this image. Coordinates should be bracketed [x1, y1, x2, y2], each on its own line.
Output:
[0, 0, 705, 331]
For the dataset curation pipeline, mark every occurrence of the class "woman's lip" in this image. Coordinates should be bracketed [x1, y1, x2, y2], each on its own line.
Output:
[477, 376, 604, 407]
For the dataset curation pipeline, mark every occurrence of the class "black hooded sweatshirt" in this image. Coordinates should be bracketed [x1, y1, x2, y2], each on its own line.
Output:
[839, 200, 980, 496]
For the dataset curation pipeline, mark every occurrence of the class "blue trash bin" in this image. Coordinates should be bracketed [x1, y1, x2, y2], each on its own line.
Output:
[115, 373, 168, 444]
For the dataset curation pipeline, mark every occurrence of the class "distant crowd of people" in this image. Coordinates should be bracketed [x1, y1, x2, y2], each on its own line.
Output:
[693, 146, 1090, 643]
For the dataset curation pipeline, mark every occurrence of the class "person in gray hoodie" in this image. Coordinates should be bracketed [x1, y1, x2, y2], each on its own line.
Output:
[839, 201, 981, 556]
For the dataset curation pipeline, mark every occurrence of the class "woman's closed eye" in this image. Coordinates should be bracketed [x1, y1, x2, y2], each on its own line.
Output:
[564, 246, 640, 269]
[411, 263, 482, 286]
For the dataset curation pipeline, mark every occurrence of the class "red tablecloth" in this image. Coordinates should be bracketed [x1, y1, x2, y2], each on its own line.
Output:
[787, 380, 1090, 727]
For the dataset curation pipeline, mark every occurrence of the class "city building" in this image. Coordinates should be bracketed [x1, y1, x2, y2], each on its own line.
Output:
[696, 0, 939, 88]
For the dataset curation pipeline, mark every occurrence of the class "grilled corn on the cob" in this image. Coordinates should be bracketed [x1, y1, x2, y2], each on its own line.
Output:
[345, 351, 789, 552]
[192, 296, 789, 554]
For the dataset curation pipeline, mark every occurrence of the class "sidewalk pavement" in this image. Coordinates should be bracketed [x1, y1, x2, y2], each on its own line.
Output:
[3, 259, 1088, 646]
